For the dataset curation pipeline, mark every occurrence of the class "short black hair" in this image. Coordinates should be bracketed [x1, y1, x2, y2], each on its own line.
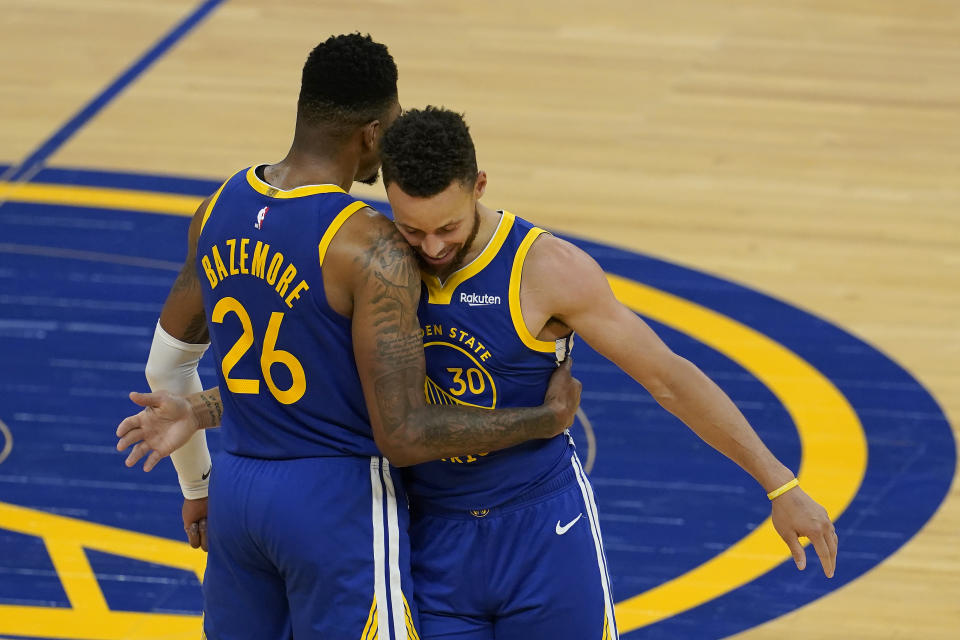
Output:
[298, 34, 398, 129]
[381, 106, 478, 197]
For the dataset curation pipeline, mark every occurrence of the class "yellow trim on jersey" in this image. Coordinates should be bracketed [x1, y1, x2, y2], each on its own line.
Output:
[508, 227, 555, 353]
[361, 597, 378, 640]
[318, 200, 369, 265]
[421, 211, 516, 305]
[245, 165, 346, 198]
[403, 593, 421, 640]
[199, 168, 244, 233]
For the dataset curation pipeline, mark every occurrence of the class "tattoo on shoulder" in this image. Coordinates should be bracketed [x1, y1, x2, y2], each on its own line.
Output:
[357, 223, 421, 365]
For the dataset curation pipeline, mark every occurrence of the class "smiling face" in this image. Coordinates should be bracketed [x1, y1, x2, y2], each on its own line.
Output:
[387, 173, 486, 277]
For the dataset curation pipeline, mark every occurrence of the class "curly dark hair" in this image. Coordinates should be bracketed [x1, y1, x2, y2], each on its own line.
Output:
[298, 33, 398, 129]
[381, 106, 478, 197]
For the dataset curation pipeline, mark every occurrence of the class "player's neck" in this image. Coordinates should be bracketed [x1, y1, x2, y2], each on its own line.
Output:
[455, 203, 502, 269]
[270, 127, 365, 192]
[263, 154, 353, 193]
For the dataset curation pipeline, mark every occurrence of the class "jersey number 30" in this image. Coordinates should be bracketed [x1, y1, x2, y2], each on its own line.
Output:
[211, 296, 306, 404]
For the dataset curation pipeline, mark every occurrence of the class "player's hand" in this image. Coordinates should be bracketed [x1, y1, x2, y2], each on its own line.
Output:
[183, 497, 209, 552]
[116, 390, 200, 471]
[544, 357, 582, 434]
[771, 486, 838, 578]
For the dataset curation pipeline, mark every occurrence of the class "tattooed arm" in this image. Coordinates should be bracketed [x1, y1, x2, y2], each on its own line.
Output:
[117, 387, 223, 469]
[327, 210, 581, 467]
[120, 207, 582, 471]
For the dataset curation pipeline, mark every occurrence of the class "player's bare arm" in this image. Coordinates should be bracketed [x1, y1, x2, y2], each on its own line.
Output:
[158, 196, 212, 343]
[333, 210, 581, 467]
[518, 233, 838, 577]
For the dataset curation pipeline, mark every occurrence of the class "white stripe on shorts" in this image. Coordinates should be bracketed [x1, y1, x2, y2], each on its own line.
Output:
[571, 453, 619, 639]
[380, 458, 408, 640]
[370, 457, 388, 638]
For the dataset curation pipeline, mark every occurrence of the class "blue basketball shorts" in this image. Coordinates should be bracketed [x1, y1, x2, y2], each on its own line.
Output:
[409, 453, 618, 640]
[202, 452, 420, 640]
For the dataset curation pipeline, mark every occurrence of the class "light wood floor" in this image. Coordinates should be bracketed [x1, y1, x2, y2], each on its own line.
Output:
[1, 0, 957, 637]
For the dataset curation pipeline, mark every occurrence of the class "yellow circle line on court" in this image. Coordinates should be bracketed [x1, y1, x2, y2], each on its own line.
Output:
[0, 182, 869, 635]
[607, 274, 867, 632]
[0, 181, 200, 216]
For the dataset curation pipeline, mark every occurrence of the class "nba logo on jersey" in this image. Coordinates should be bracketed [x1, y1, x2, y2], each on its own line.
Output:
[254, 206, 269, 230]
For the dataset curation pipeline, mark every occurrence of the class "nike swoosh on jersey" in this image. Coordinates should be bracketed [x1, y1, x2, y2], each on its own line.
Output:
[555, 513, 583, 535]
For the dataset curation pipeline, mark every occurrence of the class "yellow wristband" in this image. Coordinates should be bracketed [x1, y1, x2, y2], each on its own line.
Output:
[767, 478, 799, 500]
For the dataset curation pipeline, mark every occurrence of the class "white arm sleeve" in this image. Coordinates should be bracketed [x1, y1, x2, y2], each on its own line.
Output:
[144, 321, 213, 500]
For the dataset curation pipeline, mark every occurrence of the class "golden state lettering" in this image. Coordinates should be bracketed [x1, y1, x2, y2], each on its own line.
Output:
[201, 239, 310, 309]
[422, 324, 493, 362]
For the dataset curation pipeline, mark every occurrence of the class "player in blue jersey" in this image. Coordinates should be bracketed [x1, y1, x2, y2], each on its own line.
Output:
[119, 98, 837, 637]
[118, 37, 582, 640]
[371, 107, 840, 639]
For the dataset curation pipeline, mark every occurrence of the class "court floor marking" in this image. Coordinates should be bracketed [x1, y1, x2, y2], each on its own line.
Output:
[0, 419, 11, 465]
[1, 0, 225, 184]
[0, 501, 205, 639]
[0, 182, 199, 216]
[0, 181, 868, 638]
[606, 275, 865, 631]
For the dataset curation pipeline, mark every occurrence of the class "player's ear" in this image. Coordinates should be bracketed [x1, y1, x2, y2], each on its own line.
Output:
[474, 171, 487, 199]
[361, 119, 380, 152]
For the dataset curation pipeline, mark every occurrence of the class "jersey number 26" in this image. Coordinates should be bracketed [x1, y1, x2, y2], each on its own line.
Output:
[211, 296, 306, 404]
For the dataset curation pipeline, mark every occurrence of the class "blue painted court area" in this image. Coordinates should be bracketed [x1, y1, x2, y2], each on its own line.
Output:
[0, 167, 954, 638]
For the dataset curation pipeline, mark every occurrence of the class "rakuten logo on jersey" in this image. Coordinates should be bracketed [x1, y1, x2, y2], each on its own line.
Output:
[460, 292, 501, 306]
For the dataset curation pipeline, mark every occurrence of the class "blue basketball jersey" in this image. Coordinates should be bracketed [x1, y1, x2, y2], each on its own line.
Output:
[196, 165, 376, 459]
[404, 211, 575, 510]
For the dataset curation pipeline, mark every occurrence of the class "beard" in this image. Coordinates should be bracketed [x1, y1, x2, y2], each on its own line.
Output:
[418, 206, 481, 277]
[357, 169, 380, 186]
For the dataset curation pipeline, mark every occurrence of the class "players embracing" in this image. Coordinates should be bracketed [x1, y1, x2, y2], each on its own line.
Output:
[117, 41, 837, 640]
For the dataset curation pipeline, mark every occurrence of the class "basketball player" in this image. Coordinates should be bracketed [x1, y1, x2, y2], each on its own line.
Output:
[121, 103, 837, 637]
[128, 36, 582, 640]
[373, 107, 839, 639]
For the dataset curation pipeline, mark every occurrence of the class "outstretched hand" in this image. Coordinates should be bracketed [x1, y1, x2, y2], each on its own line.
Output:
[116, 390, 199, 471]
[771, 486, 838, 578]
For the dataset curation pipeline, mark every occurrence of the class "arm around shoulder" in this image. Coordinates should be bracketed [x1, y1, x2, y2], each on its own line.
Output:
[328, 211, 577, 467]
